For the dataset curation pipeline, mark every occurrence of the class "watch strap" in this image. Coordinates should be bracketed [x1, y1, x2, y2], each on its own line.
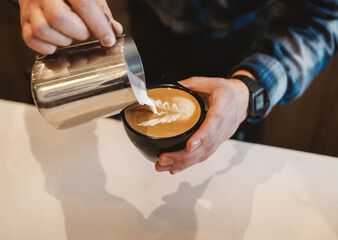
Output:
[231, 75, 269, 119]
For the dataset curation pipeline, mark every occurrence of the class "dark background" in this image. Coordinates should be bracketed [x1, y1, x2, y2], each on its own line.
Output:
[0, 0, 337, 157]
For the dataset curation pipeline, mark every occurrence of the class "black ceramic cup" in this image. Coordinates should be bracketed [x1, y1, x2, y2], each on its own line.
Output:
[121, 83, 206, 162]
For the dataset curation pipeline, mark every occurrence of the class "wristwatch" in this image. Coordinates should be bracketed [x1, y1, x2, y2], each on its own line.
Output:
[231, 75, 269, 120]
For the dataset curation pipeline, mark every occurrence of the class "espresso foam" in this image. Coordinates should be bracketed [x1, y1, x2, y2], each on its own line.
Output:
[138, 96, 196, 127]
[124, 88, 201, 138]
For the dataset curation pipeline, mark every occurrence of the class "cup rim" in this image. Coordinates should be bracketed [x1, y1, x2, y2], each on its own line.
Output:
[121, 83, 206, 141]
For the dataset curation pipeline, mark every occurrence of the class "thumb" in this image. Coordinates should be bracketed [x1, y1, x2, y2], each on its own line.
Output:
[178, 77, 214, 94]
[178, 77, 197, 89]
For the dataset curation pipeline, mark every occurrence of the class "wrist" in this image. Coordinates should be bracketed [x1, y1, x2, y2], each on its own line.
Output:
[231, 70, 256, 120]
[227, 79, 250, 122]
[232, 70, 257, 81]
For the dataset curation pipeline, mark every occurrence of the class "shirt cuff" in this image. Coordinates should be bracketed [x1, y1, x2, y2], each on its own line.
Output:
[229, 53, 288, 117]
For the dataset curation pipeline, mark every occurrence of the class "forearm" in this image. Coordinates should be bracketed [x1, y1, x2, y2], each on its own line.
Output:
[230, 0, 338, 116]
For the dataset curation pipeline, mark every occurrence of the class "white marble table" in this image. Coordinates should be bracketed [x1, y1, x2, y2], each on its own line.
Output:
[0, 99, 337, 240]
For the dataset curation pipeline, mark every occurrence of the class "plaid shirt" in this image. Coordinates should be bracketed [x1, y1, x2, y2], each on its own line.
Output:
[8, 0, 338, 116]
[143, 0, 273, 33]
[144, 0, 338, 116]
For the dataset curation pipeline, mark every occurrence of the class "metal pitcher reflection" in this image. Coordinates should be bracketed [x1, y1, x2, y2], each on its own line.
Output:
[31, 35, 145, 129]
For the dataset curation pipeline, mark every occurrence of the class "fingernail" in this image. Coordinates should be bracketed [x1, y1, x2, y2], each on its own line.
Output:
[171, 170, 181, 175]
[159, 157, 174, 166]
[101, 35, 116, 47]
[190, 139, 201, 152]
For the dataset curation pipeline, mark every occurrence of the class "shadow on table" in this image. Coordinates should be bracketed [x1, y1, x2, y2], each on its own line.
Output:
[24, 107, 293, 239]
[294, 159, 338, 236]
[24, 108, 146, 239]
[144, 142, 252, 240]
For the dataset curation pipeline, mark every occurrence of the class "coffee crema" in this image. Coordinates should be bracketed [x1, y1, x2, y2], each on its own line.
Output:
[124, 88, 201, 138]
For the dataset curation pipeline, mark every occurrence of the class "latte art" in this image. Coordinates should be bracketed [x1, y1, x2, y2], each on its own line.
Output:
[124, 88, 201, 138]
[138, 97, 196, 127]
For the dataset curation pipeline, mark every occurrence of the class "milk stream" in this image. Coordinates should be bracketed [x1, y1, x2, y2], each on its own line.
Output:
[127, 69, 158, 114]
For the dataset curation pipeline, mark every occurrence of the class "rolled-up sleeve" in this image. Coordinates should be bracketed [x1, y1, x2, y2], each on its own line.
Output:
[230, 0, 338, 116]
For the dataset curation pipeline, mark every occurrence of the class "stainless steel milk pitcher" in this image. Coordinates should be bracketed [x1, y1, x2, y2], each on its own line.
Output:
[31, 35, 145, 129]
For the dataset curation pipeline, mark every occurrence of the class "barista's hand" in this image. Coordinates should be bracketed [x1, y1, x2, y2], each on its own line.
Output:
[155, 75, 251, 174]
[19, 0, 123, 54]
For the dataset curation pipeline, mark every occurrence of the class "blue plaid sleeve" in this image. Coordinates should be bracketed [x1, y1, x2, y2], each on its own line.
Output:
[230, 0, 338, 117]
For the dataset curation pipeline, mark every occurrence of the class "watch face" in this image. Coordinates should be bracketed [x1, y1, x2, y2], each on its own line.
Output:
[255, 92, 265, 112]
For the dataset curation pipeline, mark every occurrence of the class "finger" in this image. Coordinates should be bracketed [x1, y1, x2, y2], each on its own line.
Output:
[158, 141, 218, 174]
[69, 0, 116, 47]
[30, 6, 72, 47]
[96, 0, 123, 35]
[107, 16, 124, 36]
[95, 0, 112, 15]
[157, 149, 191, 172]
[155, 161, 172, 172]
[158, 148, 199, 169]
[42, 0, 90, 41]
[19, 2, 30, 25]
[22, 23, 57, 55]
[169, 150, 201, 173]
